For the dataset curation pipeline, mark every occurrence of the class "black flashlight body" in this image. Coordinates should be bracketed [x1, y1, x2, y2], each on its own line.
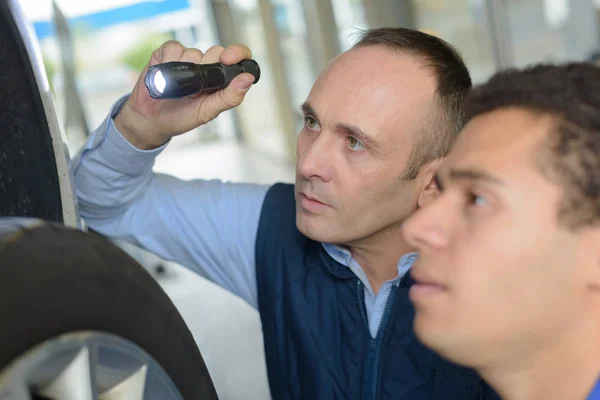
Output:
[145, 59, 260, 99]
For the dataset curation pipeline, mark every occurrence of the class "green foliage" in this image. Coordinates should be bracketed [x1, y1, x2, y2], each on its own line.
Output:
[43, 57, 56, 80]
[122, 33, 172, 72]
[42, 55, 56, 92]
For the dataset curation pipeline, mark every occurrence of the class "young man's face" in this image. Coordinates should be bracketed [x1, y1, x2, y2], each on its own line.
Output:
[294, 45, 438, 245]
[402, 108, 597, 368]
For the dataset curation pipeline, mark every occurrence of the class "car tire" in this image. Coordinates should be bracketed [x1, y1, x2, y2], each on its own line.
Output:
[0, 218, 218, 399]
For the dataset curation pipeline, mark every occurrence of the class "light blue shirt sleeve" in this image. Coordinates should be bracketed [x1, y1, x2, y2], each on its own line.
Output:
[69, 96, 270, 308]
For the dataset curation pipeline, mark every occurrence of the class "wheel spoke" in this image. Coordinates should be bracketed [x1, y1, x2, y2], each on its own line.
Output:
[98, 365, 147, 400]
[38, 347, 92, 400]
[1, 332, 183, 400]
[0, 381, 32, 400]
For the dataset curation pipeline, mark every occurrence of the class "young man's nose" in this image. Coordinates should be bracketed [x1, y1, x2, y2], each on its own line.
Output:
[402, 200, 450, 250]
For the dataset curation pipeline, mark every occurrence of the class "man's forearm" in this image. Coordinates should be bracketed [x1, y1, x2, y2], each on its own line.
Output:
[69, 98, 270, 308]
[70, 96, 166, 223]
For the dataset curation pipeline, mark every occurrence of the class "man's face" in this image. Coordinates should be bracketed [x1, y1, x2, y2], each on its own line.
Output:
[295, 45, 437, 244]
[402, 108, 592, 368]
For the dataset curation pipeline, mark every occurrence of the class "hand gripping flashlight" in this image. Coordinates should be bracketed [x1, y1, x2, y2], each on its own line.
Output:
[144, 59, 260, 99]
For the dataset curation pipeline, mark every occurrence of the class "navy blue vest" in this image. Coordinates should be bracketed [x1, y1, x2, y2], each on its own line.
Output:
[256, 183, 498, 400]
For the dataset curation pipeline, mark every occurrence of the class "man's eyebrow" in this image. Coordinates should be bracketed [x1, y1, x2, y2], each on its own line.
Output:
[336, 122, 382, 153]
[301, 102, 318, 118]
[444, 168, 506, 185]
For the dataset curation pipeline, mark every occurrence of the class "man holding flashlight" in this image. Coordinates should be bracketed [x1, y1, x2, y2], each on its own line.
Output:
[401, 63, 600, 400]
[71, 29, 496, 399]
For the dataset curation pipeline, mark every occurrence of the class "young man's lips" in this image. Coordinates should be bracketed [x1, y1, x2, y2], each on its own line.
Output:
[409, 281, 447, 301]
[409, 271, 447, 300]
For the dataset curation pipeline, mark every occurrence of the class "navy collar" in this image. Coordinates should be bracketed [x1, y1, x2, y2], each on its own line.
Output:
[317, 243, 356, 279]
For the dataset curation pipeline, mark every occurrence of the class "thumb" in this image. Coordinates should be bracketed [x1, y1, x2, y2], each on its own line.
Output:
[212, 72, 255, 111]
[194, 73, 255, 124]
[223, 73, 256, 106]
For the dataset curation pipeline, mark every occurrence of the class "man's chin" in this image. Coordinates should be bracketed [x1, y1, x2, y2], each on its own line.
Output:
[296, 211, 334, 242]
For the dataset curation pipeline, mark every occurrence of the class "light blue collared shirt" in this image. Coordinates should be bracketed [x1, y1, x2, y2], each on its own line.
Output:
[589, 378, 600, 400]
[323, 244, 417, 337]
[70, 97, 417, 339]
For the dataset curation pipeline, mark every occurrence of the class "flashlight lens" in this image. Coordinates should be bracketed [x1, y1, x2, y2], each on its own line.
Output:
[153, 70, 166, 94]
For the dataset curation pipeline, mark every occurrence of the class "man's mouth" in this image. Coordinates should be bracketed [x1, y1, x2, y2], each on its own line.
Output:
[303, 193, 326, 204]
[299, 192, 330, 212]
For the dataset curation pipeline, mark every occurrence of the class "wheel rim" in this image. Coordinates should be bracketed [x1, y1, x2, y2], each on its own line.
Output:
[0, 331, 183, 400]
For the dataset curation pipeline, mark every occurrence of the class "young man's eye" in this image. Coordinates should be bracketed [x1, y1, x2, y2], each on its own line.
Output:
[347, 136, 365, 151]
[468, 193, 488, 208]
[304, 116, 320, 130]
[434, 174, 444, 192]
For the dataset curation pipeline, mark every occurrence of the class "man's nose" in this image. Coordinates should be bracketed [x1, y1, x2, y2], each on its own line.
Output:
[402, 199, 450, 250]
[297, 134, 333, 182]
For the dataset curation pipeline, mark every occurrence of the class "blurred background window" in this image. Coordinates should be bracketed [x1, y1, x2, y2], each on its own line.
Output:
[23, 0, 600, 161]
[331, 0, 369, 51]
[411, 0, 496, 84]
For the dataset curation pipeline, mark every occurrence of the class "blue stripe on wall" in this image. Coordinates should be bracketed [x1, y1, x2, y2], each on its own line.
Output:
[33, 0, 189, 39]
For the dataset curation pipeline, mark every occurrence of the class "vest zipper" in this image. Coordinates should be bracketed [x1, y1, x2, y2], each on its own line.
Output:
[356, 279, 399, 400]
[357, 279, 369, 328]
[428, 369, 437, 399]
[371, 284, 398, 399]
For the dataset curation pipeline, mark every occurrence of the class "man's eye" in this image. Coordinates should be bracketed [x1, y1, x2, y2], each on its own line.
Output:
[304, 117, 320, 130]
[347, 136, 365, 151]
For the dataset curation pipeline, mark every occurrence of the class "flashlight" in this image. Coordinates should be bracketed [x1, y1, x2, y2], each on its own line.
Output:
[144, 59, 260, 99]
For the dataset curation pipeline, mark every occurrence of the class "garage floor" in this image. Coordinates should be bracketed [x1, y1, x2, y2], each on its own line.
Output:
[125, 138, 295, 400]
[159, 262, 271, 400]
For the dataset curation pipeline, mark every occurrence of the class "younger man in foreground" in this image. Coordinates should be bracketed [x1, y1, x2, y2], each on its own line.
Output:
[403, 63, 600, 400]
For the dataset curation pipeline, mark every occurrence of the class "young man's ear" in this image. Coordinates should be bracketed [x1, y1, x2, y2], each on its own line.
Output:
[417, 159, 443, 209]
[581, 229, 600, 292]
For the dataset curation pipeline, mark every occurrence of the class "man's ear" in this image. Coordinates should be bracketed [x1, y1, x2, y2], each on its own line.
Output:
[417, 158, 444, 209]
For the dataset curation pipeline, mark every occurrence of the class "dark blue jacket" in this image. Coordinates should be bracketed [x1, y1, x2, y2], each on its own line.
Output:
[255, 183, 498, 399]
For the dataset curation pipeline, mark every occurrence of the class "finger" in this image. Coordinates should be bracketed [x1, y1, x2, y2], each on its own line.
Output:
[134, 40, 186, 103]
[199, 45, 226, 65]
[180, 47, 205, 65]
[151, 40, 186, 65]
[219, 44, 252, 65]
[179, 48, 208, 98]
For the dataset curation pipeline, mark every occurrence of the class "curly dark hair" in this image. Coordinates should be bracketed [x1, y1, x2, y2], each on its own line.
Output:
[354, 28, 472, 179]
[465, 63, 600, 228]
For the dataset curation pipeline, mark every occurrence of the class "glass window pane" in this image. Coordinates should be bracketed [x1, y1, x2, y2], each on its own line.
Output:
[507, 0, 600, 66]
[507, 0, 566, 66]
[271, 0, 316, 126]
[331, 0, 368, 51]
[229, 0, 290, 160]
[412, 0, 497, 83]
